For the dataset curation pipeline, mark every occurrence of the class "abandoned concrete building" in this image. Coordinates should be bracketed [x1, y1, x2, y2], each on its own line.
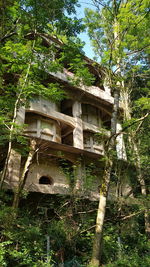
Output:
[4, 36, 127, 200]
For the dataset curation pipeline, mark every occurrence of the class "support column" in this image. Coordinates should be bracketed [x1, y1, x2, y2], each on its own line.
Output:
[72, 101, 82, 118]
[73, 118, 83, 149]
[72, 101, 83, 149]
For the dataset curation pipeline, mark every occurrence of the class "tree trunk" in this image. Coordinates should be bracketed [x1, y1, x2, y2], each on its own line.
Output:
[0, 95, 21, 189]
[89, 160, 112, 267]
[132, 140, 150, 239]
[121, 86, 150, 239]
[12, 139, 37, 210]
[89, 84, 120, 266]
[89, 13, 121, 265]
[89, 13, 121, 263]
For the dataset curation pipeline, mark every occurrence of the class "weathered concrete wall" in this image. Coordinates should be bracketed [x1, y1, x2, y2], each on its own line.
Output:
[16, 106, 25, 124]
[27, 99, 76, 128]
[25, 114, 61, 143]
[49, 69, 115, 106]
[24, 161, 70, 195]
[5, 149, 21, 187]
[82, 104, 102, 127]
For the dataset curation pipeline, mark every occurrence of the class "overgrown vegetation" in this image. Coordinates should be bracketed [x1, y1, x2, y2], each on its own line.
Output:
[0, 192, 149, 266]
[0, 0, 150, 266]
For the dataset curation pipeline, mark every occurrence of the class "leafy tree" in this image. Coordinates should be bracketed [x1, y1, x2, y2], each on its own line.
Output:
[84, 0, 150, 265]
[0, 0, 93, 211]
[0, 0, 96, 219]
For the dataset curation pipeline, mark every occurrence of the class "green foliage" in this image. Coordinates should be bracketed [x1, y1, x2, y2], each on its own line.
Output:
[1, 1, 150, 267]
[0, 192, 150, 266]
[84, 163, 98, 190]
[24, 82, 65, 102]
[0, 203, 53, 266]
[105, 254, 150, 267]
[84, 0, 150, 74]
[135, 97, 150, 110]
[0, 241, 12, 267]
[0, 0, 82, 39]
[59, 41, 96, 86]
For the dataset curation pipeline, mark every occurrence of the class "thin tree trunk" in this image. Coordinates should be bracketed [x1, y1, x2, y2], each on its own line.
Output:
[0, 94, 22, 189]
[0, 35, 36, 190]
[121, 85, 150, 239]
[12, 139, 37, 210]
[89, 85, 120, 266]
[89, 10, 121, 264]
[89, 160, 112, 267]
[132, 140, 150, 239]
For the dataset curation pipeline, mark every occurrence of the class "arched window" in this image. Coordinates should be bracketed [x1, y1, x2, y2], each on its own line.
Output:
[39, 176, 53, 185]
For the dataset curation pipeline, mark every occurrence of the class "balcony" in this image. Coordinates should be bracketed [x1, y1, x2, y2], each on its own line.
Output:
[24, 114, 61, 143]
[83, 131, 104, 155]
[25, 98, 111, 156]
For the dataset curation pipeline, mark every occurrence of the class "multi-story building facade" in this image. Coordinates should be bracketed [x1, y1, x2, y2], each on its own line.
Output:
[4, 37, 127, 200]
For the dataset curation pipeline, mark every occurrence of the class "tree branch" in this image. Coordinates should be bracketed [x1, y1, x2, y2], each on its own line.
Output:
[126, 45, 150, 56]
[0, 32, 17, 42]
[121, 210, 144, 221]
[110, 111, 150, 142]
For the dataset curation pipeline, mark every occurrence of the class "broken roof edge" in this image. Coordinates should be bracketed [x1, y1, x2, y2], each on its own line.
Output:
[25, 31, 106, 76]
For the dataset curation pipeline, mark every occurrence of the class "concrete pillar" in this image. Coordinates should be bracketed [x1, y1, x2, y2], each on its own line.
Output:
[72, 101, 82, 118]
[37, 119, 41, 138]
[72, 101, 83, 149]
[103, 77, 111, 95]
[73, 118, 83, 149]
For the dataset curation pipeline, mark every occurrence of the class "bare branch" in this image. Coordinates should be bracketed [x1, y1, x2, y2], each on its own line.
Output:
[79, 224, 96, 235]
[126, 45, 150, 56]
[92, 0, 114, 16]
[76, 209, 97, 214]
[121, 210, 144, 221]
[107, 112, 150, 145]
[0, 32, 17, 42]
[3, 122, 11, 131]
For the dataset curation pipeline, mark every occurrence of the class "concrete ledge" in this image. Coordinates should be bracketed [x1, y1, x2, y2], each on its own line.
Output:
[49, 69, 115, 106]
[26, 105, 76, 128]
[24, 135, 103, 158]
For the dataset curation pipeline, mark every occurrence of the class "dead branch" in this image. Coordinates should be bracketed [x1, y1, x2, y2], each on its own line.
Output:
[121, 210, 144, 221]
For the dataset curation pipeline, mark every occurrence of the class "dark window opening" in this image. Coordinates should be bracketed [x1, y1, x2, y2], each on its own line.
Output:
[39, 176, 53, 185]
[62, 132, 73, 146]
[102, 120, 111, 130]
[60, 100, 73, 116]
[81, 103, 102, 127]
[61, 123, 73, 146]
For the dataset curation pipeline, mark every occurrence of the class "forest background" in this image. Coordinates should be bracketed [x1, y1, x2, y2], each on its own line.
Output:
[0, 0, 150, 266]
